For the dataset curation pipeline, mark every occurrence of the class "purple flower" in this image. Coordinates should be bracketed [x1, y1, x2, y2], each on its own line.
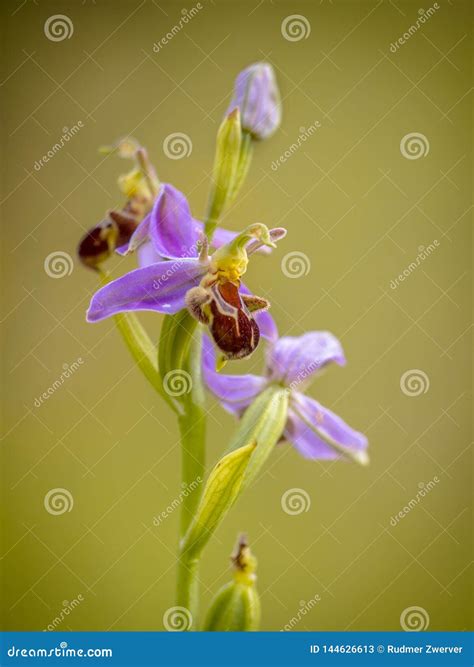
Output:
[228, 63, 281, 140]
[203, 326, 368, 463]
[87, 217, 286, 362]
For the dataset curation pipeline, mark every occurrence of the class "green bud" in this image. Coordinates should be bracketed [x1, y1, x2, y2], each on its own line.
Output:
[204, 535, 261, 631]
[205, 108, 242, 239]
[228, 130, 253, 202]
[226, 384, 289, 489]
[180, 442, 255, 559]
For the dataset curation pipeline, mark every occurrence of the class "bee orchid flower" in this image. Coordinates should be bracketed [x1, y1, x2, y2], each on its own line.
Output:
[202, 326, 369, 464]
[87, 223, 286, 363]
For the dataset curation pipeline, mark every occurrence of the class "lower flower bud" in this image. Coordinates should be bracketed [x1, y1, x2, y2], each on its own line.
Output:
[203, 535, 261, 631]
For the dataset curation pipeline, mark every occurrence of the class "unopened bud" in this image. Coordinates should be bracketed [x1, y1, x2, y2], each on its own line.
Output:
[227, 62, 281, 140]
[203, 535, 261, 631]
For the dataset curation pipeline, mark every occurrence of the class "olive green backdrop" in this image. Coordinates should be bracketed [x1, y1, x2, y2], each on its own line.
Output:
[1, 0, 472, 632]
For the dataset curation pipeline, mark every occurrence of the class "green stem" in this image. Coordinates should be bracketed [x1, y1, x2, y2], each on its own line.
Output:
[178, 332, 206, 535]
[157, 315, 207, 626]
[175, 331, 206, 626]
[176, 555, 200, 625]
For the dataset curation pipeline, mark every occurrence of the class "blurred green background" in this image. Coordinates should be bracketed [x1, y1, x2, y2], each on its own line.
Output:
[1, 0, 472, 632]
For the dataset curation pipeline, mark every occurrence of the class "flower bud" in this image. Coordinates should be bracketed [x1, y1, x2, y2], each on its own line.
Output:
[228, 62, 281, 140]
[203, 535, 261, 631]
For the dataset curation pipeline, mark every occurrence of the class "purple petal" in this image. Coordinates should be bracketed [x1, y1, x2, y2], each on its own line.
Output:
[254, 310, 278, 342]
[137, 241, 162, 268]
[202, 335, 267, 414]
[117, 214, 151, 255]
[286, 393, 368, 460]
[149, 184, 201, 259]
[267, 331, 346, 386]
[87, 258, 207, 322]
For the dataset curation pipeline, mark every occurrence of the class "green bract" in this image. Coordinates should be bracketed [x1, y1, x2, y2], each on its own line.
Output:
[180, 442, 256, 559]
[226, 384, 289, 488]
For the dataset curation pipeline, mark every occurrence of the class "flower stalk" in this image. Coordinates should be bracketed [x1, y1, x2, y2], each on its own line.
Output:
[158, 312, 207, 623]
